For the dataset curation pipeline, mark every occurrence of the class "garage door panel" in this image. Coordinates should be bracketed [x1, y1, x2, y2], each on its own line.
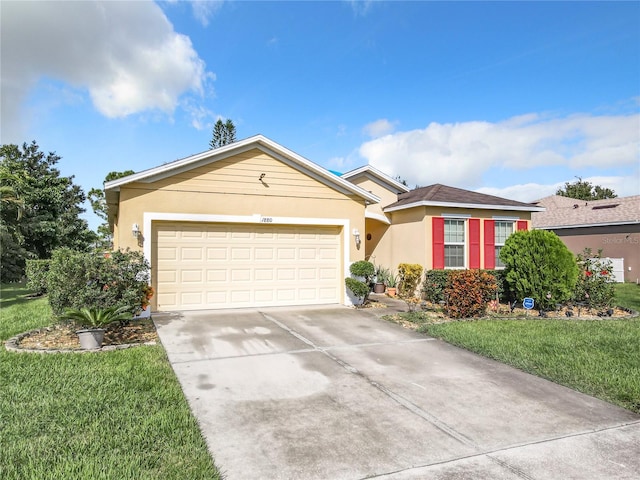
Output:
[155, 222, 341, 311]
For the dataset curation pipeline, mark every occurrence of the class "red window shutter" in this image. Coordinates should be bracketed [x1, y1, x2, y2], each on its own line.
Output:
[517, 220, 528, 231]
[469, 219, 480, 269]
[484, 220, 495, 269]
[432, 217, 445, 269]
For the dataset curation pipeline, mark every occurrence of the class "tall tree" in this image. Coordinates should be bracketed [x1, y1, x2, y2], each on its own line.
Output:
[0, 141, 95, 282]
[88, 170, 135, 249]
[556, 177, 617, 200]
[209, 118, 237, 149]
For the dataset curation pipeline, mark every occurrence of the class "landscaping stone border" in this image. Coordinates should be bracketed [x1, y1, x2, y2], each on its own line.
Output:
[4, 328, 156, 354]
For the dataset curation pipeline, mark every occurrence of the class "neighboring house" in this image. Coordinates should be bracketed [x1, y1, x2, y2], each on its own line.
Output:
[105, 135, 543, 312]
[532, 195, 640, 282]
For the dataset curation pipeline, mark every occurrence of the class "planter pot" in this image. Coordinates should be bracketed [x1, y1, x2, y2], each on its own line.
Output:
[76, 328, 106, 350]
[386, 287, 397, 297]
[373, 283, 386, 294]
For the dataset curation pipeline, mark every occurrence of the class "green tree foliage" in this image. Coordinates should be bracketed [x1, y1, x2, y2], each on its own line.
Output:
[556, 177, 617, 200]
[0, 141, 95, 282]
[500, 230, 579, 310]
[444, 270, 498, 318]
[88, 170, 135, 249]
[209, 119, 237, 149]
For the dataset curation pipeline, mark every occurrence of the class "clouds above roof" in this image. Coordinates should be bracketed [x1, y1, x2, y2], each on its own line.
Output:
[1, 0, 213, 140]
[358, 112, 639, 199]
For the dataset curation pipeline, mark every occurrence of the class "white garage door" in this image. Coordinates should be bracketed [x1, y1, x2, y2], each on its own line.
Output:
[155, 222, 342, 311]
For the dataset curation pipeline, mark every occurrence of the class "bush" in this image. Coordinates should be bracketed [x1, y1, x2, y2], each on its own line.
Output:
[483, 269, 509, 302]
[574, 248, 616, 309]
[350, 260, 375, 285]
[25, 259, 50, 295]
[422, 270, 450, 303]
[500, 230, 578, 310]
[444, 270, 498, 318]
[47, 248, 151, 317]
[345, 277, 370, 306]
[398, 263, 423, 298]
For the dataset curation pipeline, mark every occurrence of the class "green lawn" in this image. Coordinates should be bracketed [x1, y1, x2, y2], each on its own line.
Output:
[0, 284, 221, 480]
[615, 282, 640, 312]
[413, 284, 640, 414]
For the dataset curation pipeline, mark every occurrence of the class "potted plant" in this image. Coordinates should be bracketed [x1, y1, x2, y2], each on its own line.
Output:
[386, 273, 399, 297]
[373, 266, 390, 294]
[60, 306, 133, 350]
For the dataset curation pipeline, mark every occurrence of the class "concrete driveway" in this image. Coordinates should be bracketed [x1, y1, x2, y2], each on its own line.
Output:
[154, 305, 640, 479]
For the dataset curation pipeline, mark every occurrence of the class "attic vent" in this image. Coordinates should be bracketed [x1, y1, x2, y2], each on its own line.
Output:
[592, 204, 619, 210]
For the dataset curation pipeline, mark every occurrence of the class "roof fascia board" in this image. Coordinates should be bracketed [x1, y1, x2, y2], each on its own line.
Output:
[342, 165, 410, 193]
[384, 200, 545, 213]
[104, 135, 380, 204]
[537, 220, 640, 230]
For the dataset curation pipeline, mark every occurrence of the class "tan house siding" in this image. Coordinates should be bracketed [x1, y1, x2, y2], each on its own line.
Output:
[113, 149, 366, 256]
[369, 206, 532, 272]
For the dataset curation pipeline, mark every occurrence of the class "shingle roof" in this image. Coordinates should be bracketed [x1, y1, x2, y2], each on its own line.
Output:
[531, 195, 640, 229]
[384, 184, 543, 212]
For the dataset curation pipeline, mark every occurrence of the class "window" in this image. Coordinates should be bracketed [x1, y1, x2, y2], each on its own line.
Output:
[494, 221, 514, 268]
[444, 219, 465, 268]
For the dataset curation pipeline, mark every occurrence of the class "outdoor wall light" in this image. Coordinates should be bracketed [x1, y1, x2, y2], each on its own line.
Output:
[352, 228, 361, 247]
[259, 173, 266, 181]
[132, 223, 140, 238]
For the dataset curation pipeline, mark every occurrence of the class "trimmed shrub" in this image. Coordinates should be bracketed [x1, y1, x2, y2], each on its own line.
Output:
[500, 230, 578, 310]
[574, 248, 615, 309]
[398, 263, 423, 298]
[444, 270, 498, 319]
[422, 270, 450, 303]
[47, 248, 151, 317]
[25, 259, 50, 295]
[345, 277, 369, 306]
[350, 260, 375, 285]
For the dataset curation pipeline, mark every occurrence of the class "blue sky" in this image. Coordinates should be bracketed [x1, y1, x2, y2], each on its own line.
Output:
[2, 1, 639, 230]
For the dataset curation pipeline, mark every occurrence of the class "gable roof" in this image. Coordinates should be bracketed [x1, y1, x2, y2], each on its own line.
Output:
[384, 184, 544, 213]
[341, 165, 410, 194]
[532, 194, 640, 229]
[104, 134, 380, 204]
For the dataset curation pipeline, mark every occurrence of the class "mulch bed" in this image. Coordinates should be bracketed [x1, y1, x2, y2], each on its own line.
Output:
[16, 318, 158, 351]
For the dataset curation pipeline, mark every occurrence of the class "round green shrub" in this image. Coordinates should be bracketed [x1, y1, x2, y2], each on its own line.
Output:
[500, 230, 578, 310]
[345, 277, 370, 305]
[349, 261, 375, 283]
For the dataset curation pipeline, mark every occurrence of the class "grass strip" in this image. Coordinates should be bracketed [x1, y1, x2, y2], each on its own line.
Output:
[0, 284, 220, 480]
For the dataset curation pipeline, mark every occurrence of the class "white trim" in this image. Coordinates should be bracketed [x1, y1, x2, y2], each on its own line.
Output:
[442, 213, 471, 219]
[142, 212, 354, 307]
[536, 220, 640, 230]
[105, 134, 380, 205]
[492, 215, 520, 221]
[341, 165, 410, 193]
[385, 200, 544, 213]
[365, 210, 391, 225]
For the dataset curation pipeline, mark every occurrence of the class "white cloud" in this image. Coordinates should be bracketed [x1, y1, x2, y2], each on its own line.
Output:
[362, 118, 396, 138]
[476, 174, 639, 203]
[359, 112, 640, 189]
[1, 0, 213, 142]
[190, 0, 224, 27]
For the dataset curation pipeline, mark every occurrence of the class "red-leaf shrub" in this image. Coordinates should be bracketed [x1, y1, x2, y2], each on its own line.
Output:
[444, 270, 498, 319]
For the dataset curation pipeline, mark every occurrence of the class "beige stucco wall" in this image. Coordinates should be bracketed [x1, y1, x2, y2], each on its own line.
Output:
[111, 149, 368, 308]
[368, 205, 533, 273]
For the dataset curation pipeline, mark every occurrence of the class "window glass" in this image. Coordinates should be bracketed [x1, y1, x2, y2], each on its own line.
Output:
[444, 219, 465, 268]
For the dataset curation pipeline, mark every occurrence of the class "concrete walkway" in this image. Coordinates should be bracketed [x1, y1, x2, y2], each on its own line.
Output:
[154, 304, 640, 479]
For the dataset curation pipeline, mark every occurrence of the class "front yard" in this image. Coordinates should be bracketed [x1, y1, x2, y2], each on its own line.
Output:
[385, 283, 640, 414]
[0, 284, 221, 480]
